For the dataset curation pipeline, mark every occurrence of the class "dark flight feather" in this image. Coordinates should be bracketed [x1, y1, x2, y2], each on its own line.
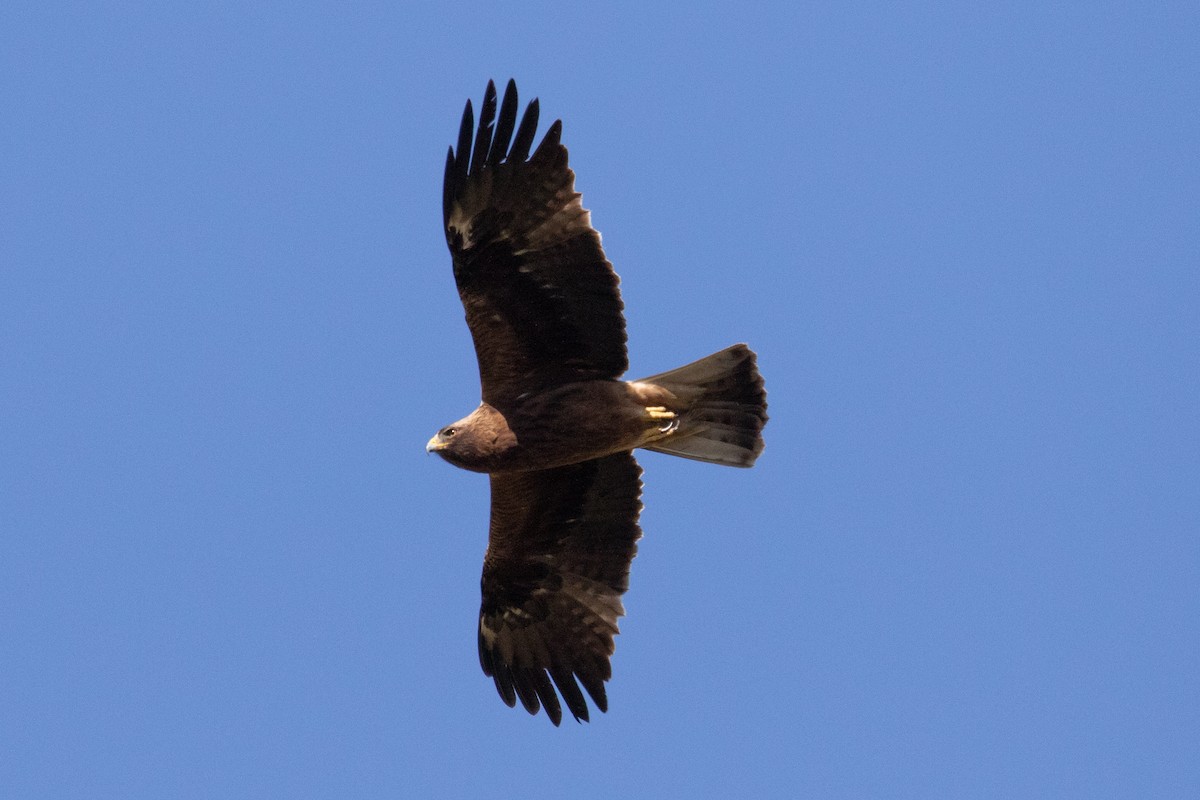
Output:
[487, 80, 518, 168]
[508, 97, 539, 164]
[452, 100, 473, 201]
[469, 81, 496, 176]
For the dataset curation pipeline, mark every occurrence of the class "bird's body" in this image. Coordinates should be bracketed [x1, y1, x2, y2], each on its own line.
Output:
[427, 80, 768, 725]
[429, 380, 677, 473]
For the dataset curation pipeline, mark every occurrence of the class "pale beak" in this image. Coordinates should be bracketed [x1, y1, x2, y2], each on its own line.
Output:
[425, 434, 446, 454]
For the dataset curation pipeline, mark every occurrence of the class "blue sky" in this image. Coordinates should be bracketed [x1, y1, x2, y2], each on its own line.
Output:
[3, 2, 1197, 797]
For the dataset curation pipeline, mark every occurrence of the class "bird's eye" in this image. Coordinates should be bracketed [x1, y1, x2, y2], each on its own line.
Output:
[442, 427, 457, 438]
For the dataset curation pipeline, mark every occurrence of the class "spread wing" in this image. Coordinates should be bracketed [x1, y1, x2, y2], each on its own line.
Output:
[443, 80, 628, 407]
[478, 451, 642, 725]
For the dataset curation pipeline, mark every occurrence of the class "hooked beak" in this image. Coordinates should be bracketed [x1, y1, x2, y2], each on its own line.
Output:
[425, 434, 446, 454]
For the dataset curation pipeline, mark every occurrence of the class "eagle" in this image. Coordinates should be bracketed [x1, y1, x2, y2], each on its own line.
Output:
[426, 80, 768, 725]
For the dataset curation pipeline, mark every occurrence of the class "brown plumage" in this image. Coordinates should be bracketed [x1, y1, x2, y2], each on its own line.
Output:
[427, 80, 768, 725]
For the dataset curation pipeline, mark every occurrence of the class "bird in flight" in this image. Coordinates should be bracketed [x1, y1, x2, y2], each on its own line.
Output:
[427, 80, 768, 725]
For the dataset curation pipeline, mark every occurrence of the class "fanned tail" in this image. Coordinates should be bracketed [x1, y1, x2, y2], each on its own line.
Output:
[637, 344, 767, 468]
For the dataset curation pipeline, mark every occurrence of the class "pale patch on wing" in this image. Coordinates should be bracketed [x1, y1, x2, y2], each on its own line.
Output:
[560, 574, 625, 633]
[480, 574, 623, 661]
[520, 191, 591, 253]
[446, 201, 475, 250]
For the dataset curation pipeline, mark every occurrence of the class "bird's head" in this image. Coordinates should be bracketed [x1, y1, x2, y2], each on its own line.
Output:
[426, 405, 515, 473]
[425, 420, 467, 458]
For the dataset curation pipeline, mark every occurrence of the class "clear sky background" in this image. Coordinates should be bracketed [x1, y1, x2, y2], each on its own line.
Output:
[3, 2, 1197, 798]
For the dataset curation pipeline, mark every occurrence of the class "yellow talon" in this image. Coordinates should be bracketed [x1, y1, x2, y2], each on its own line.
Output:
[645, 406, 676, 421]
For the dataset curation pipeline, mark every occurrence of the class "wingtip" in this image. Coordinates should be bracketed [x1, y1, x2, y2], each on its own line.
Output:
[470, 82, 499, 175]
[508, 95, 541, 163]
[531, 118, 563, 162]
[488, 79, 520, 167]
[454, 98, 474, 163]
[481, 81, 497, 120]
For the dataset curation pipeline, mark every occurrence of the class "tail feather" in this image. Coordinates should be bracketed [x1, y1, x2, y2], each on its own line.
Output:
[637, 344, 767, 468]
